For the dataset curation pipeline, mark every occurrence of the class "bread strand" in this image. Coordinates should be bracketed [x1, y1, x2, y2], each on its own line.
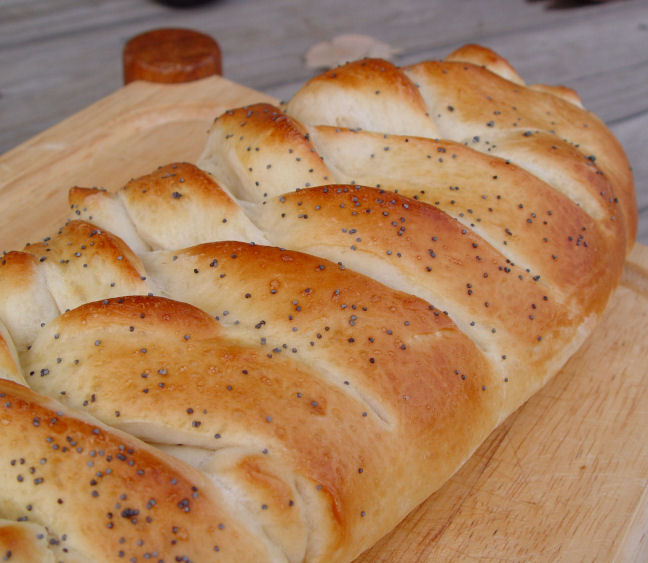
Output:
[0, 518, 58, 563]
[0, 376, 279, 561]
[281, 45, 635, 247]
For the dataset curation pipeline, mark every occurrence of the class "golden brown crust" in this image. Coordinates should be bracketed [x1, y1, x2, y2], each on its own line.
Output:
[476, 130, 620, 225]
[70, 163, 266, 250]
[23, 271, 500, 561]
[253, 185, 599, 405]
[69, 186, 150, 254]
[279, 51, 635, 249]
[0, 221, 154, 355]
[445, 43, 525, 85]
[194, 100, 627, 322]
[529, 83, 584, 108]
[21, 220, 151, 313]
[285, 59, 439, 139]
[404, 59, 636, 245]
[0, 378, 274, 562]
[0, 520, 55, 563]
[120, 162, 265, 246]
[0, 44, 637, 562]
[199, 103, 333, 203]
[141, 242, 502, 425]
[303, 127, 625, 317]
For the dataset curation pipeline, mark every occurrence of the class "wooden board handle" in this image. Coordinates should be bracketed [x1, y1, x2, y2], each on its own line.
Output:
[123, 28, 222, 84]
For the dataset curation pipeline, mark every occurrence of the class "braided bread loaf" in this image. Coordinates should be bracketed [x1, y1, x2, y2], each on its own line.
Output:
[0, 45, 636, 562]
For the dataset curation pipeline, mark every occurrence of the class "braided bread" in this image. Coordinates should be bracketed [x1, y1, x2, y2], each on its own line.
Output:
[0, 45, 636, 562]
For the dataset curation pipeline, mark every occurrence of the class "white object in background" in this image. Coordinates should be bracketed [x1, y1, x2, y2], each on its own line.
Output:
[305, 34, 402, 69]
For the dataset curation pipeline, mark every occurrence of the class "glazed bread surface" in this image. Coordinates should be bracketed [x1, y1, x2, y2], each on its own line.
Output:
[0, 45, 636, 562]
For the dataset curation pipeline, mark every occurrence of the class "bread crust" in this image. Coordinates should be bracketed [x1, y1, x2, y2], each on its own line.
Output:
[0, 378, 274, 561]
[22, 262, 500, 561]
[0, 519, 56, 563]
[404, 59, 636, 245]
[200, 104, 333, 203]
[0, 44, 637, 562]
[285, 59, 439, 140]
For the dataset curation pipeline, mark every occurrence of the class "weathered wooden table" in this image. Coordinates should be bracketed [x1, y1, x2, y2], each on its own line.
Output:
[0, 1, 647, 561]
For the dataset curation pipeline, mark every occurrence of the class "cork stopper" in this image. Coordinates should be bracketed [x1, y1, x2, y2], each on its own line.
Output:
[123, 28, 222, 84]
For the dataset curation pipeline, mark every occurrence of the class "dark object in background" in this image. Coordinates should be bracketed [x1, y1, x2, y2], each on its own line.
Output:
[123, 28, 222, 84]
[155, 0, 217, 7]
[529, 0, 617, 8]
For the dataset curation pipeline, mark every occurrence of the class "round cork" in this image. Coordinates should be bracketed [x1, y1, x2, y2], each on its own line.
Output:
[123, 28, 222, 84]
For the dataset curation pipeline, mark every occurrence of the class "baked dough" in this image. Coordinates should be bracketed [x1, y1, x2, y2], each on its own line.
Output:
[0, 45, 636, 562]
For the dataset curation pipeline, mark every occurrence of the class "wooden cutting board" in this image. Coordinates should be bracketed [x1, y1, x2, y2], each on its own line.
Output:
[1, 76, 646, 562]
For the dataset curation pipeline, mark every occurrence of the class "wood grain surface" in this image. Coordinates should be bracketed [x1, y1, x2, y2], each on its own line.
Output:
[0, 75, 646, 562]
